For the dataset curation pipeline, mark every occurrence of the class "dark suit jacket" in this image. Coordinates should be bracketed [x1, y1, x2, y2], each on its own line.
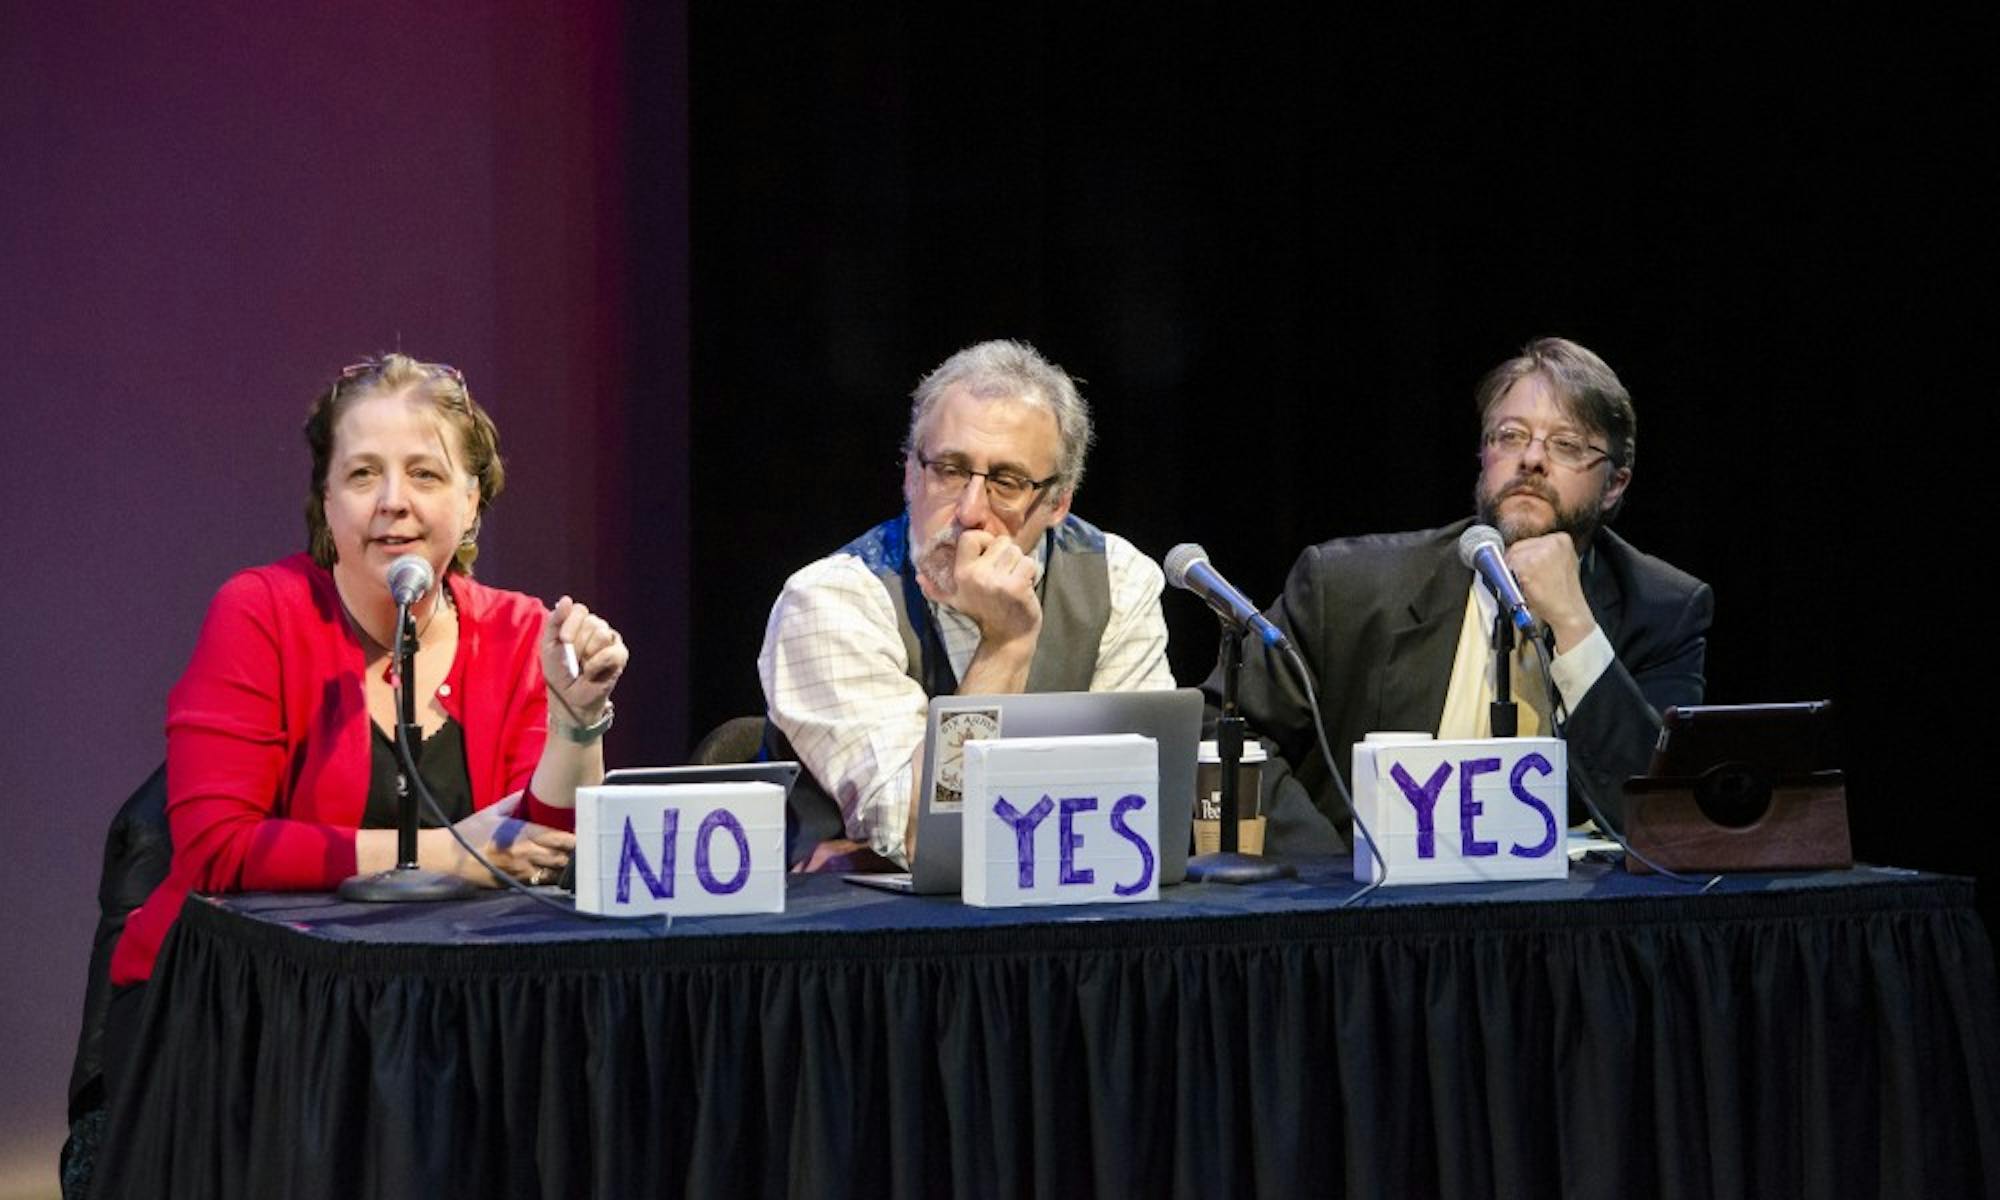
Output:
[1208, 519, 1713, 850]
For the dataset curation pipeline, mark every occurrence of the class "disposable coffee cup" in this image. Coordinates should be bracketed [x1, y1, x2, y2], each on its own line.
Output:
[1194, 739, 1268, 856]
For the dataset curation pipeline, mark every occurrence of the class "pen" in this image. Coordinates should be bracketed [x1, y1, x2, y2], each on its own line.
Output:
[561, 641, 580, 681]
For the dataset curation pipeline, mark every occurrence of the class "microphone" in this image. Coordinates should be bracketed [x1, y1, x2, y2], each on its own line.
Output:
[385, 554, 435, 607]
[1457, 524, 1535, 633]
[1164, 544, 1289, 649]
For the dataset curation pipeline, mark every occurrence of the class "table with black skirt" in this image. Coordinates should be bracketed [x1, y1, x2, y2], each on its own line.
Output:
[96, 859, 2000, 1199]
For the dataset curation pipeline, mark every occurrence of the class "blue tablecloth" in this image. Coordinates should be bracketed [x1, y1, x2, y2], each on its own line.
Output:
[99, 858, 2000, 1198]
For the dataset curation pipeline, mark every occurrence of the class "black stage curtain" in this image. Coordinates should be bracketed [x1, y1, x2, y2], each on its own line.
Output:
[99, 873, 2000, 1199]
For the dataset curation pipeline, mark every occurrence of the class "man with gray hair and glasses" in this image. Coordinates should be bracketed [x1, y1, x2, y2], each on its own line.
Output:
[760, 339, 1176, 870]
[1215, 336, 1714, 843]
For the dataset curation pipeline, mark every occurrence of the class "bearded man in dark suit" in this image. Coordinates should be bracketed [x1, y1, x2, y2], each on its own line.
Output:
[1217, 337, 1713, 851]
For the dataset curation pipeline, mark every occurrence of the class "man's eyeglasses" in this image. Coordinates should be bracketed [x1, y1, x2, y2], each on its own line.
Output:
[916, 454, 1060, 515]
[1482, 424, 1612, 470]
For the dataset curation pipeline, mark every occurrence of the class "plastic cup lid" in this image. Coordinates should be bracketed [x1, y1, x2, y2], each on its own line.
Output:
[1197, 739, 1268, 763]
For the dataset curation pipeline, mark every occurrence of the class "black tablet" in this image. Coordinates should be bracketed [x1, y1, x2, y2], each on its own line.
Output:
[604, 762, 802, 793]
[1647, 701, 1836, 779]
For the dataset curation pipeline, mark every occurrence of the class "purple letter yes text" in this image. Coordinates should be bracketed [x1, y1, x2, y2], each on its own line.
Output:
[993, 795, 1055, 888]
[1390, 762, 1452, 858]
[1058, 796, 1097, 885]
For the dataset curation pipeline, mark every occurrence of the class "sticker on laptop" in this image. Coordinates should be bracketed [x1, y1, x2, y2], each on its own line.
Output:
[933, 707, 1001, 812]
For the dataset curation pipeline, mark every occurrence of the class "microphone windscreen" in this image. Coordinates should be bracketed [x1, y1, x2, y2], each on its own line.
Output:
[1456, 524, 1505, 568]
[1162, 543, 1210, 590]
[386, 554, 435, 604]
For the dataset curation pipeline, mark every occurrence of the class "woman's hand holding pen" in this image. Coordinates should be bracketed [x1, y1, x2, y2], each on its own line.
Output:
[541, 596, 628, 731]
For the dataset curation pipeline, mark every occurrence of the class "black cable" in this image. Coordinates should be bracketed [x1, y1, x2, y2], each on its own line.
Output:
[1278, 643, 1388, 906]
[390, 606, 666, 925]
[1527, 633, 1719, 892]
[411, 773, 662, 924]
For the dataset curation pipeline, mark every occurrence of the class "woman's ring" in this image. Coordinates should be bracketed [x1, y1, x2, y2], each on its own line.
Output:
[530, 867, 548, 886]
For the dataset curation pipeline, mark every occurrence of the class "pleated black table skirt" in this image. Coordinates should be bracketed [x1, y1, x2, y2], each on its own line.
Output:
[97, 860, 2000, 1199]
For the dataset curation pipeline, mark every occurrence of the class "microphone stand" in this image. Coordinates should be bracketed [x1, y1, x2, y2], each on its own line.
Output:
[339, 597, 478, 901]
[1185, 621, 1295, 884]
[1490, 609, 1518, 738]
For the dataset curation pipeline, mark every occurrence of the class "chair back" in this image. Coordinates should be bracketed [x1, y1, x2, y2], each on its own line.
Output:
[690, 716, 767, 765]
[62, 763, 171, 1197]
[67, 763, 171, 1119]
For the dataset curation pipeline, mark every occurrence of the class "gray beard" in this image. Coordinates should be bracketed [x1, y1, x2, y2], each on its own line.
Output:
[912, 522, 962, 601]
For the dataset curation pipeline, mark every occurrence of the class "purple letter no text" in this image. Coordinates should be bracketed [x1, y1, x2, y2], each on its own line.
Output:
[694, 809, 751, 894]
[617, 809, 678, 903]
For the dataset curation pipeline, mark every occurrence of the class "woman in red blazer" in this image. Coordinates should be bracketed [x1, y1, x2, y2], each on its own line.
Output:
[111, 354, 630, 992]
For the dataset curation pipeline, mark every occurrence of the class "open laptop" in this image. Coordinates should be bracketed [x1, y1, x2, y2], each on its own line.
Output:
[847, 687, 1203, 895]
[557, 762, 803, 892]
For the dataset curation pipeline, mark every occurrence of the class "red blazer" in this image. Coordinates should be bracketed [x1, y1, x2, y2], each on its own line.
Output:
[112, 555, 565, 985]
